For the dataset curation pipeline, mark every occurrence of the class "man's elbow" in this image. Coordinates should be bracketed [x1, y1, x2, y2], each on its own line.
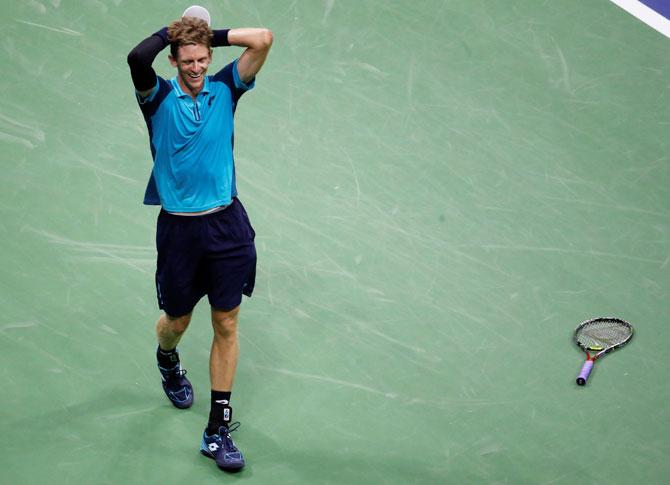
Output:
[259, 29, 273, 49]
[127, 48, 146, 69]
[127, 49, 139, 68]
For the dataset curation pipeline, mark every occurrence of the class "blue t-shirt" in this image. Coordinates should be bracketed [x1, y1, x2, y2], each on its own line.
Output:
[136, 60, 254, 212]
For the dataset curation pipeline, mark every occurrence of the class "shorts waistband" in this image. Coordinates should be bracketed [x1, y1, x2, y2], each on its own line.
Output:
[164, 202, 232, 217]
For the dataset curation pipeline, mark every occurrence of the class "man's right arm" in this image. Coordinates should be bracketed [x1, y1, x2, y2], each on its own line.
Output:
[127, 28, 170, 97]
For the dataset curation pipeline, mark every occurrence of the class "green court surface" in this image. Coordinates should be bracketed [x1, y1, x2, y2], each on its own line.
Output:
[1, 1, 669, 483]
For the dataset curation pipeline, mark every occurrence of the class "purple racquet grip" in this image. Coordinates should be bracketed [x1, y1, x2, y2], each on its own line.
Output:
[576, 360, 594, 386]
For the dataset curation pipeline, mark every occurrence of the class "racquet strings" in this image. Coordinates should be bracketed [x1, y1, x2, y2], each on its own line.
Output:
[576, 319, 632, 349]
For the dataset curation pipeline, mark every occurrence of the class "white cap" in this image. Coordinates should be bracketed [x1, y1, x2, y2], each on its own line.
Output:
[182, 5, 211, 26]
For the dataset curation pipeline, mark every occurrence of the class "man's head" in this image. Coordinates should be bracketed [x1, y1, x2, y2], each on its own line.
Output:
[168, 17, 213, 96]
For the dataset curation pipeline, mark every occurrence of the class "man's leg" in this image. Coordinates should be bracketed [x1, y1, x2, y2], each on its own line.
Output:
[156, 312, 194, 409]
[157, 312, 192, 350]
[209, 306, 240, 392]
[200, 305, 245, 471]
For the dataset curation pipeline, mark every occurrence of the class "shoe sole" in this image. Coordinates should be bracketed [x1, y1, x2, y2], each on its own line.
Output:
[161, 383, 194, 409]
[200, 449, 245, 472]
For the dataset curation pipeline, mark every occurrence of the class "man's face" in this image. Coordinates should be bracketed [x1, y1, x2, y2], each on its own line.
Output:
[169, 44, 212, 96]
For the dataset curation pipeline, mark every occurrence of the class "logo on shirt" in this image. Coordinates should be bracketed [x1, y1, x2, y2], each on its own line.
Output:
[208, 95, 217, 106]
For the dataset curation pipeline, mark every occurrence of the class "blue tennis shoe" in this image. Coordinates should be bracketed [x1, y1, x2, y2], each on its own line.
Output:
[200, 422, 245, 471]
[158, 362, 193, 409]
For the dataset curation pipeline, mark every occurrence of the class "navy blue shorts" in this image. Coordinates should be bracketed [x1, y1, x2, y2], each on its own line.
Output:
[155, 198, 257, 317]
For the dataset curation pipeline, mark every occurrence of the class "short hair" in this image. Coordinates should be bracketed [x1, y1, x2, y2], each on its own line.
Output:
[167, 17, 213, 58]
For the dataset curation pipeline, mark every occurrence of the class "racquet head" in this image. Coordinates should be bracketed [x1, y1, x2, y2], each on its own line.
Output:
[574, 317, 633, 353]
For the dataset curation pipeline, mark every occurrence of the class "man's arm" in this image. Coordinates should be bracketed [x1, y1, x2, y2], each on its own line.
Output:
[227, 28, 274, 84]
[127, 28, 170, 98]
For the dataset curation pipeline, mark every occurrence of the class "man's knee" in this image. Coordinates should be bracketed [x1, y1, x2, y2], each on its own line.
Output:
[163, 312, 192, 335]
[211, 306, 240, 339]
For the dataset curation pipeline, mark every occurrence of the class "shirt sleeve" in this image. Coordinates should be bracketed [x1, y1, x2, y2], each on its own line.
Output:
[212, 59, 255, 104]
[135, 77, 171, 118]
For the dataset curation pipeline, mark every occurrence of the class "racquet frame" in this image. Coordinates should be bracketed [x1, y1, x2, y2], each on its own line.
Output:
[574, 317, 634, 386]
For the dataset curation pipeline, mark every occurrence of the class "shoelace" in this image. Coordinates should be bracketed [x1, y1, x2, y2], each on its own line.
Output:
[165, 367, 187, 380]
[218, 422, 241, 451]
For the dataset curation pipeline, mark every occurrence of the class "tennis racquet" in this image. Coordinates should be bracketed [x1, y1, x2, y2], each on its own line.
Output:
[574, 317, 633, 386]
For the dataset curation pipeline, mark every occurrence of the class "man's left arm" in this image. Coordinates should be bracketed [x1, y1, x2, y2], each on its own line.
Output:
[226, 28, 274, 84]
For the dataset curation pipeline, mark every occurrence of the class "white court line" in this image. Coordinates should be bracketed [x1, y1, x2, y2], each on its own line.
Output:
[15, 19, 83, 36]
[609, 0, 670, 38]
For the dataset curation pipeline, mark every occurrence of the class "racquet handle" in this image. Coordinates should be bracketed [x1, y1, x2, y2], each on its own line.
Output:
[576, 360, 594, 386]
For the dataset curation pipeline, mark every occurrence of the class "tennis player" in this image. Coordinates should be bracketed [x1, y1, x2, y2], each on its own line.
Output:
[127, 15, 272, 472]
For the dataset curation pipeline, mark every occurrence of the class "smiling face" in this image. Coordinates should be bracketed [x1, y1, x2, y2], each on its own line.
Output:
[169, 43, 212, 98]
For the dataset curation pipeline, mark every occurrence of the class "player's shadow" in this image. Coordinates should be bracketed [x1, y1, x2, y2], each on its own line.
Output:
[2, 386, 202, 455]
[238, 425, 447, 482]
[5, 386, 445, 481]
